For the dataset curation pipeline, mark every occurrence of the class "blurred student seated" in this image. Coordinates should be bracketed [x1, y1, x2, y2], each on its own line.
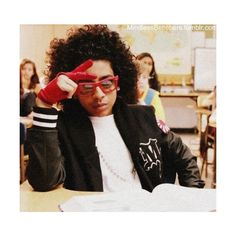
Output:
[20, 58, 41, 126]
[136, 60, 166, 122]
[136, 52, 161, 92]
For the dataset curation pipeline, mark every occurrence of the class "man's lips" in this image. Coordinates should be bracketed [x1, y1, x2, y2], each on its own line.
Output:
[93, 103, 108, 109]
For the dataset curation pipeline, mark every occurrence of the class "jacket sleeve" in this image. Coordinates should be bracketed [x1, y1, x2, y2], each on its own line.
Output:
[26, 106, 66, 191]
[162, 131, 205, 188]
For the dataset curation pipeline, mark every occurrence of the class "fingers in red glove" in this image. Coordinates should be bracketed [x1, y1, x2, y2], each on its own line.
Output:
[38, 59, 97, 105]
[71, 59, 94, 73]
[68, 72, 97, 82]
[58, 59, 97, 82]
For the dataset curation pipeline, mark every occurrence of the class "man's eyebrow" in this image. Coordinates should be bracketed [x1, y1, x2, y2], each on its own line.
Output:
[99, 74, 114, 80]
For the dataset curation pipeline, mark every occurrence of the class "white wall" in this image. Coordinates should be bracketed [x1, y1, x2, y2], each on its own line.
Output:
[20, 24, 82, 77]
[20, 25, 54, 77]
[20, 24, 215, 81]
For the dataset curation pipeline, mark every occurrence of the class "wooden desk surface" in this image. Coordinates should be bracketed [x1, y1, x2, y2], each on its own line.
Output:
[160, 92, 200, 97]
[20, 181, 94, 212]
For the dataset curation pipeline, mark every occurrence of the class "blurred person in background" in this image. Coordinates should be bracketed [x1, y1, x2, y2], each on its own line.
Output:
[20, 59, 40, 157]
[136, 58, 166, 122]
[136, 52, 161, 92]
[20, 58, 40, 119]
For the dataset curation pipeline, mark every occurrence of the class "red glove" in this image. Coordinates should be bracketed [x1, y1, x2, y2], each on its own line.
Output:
[38, 60, 96, 105]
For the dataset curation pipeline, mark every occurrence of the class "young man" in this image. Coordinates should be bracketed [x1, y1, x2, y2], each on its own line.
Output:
[26, 25, 204, 192]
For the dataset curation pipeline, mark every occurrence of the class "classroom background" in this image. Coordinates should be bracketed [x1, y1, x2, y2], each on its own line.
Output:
[20, 24, 216, 189]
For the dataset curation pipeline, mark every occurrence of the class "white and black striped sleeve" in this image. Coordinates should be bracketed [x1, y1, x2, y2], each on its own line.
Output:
[32, 107, 58, 129]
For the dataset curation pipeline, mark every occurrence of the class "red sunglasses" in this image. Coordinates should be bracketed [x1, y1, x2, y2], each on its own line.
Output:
[77, 76, 119, 96]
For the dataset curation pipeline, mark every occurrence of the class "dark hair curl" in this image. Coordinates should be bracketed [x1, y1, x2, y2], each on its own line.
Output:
[46, 25, 138, 104]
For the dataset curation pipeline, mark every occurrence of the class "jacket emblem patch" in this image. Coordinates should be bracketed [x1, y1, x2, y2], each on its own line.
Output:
[139, 138, 162, 174]
[156, 118, 170, 133]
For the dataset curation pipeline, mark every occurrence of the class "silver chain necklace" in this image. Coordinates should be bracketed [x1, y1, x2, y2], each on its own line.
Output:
[99, 152, 136, 183]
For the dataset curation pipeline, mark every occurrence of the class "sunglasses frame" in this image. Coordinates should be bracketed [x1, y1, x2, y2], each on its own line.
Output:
[77, 76, 119, 96]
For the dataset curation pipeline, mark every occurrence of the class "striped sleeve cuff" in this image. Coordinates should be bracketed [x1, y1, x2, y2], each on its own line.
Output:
[32, 106, 58, 129]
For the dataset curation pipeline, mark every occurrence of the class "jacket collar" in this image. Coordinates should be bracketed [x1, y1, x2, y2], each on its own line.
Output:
[112, 98, 140, 165]
[62, 98, 140, 159]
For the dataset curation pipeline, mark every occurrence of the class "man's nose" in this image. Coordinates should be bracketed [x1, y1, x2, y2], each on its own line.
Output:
[94, 86, 105, 98]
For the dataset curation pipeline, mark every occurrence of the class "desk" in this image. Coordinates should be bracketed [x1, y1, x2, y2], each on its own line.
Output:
[20, 181, 94, 212]
[160, 93, 201, 129]
[160, 92, 200, 101]
[20, 181, 216, 212]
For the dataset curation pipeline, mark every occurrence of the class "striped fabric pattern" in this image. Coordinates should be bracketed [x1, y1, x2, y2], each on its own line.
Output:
[32, 107, 58, 128]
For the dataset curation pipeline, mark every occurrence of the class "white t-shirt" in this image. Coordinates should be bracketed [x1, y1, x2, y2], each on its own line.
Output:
[89, 115, 141, 192]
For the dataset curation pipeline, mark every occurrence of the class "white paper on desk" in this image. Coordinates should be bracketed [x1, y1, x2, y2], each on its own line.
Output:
[146, 184, 216, 211]
[59, 190, 149, 212]
[59, 184, 216, 212]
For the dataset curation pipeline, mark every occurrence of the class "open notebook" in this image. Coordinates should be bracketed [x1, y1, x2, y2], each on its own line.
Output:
[59, 183, 216, 212]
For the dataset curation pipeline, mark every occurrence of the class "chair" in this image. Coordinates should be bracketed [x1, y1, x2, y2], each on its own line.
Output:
[197, 88, 216, 186]
[20, 123, 28, 183]
[198, 109, 216, 179]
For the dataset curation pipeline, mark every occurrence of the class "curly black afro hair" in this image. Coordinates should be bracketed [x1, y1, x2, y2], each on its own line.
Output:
[45, 25, 138, 104]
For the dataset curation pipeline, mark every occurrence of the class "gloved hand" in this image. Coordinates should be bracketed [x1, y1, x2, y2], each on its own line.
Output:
[38, 59, 96, 105]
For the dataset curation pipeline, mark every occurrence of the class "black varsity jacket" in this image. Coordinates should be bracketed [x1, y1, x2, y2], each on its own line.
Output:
[26, 98, 205, 192]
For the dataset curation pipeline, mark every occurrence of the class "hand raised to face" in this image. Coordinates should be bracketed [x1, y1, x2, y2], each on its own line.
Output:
[38, 59, 96, 105]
